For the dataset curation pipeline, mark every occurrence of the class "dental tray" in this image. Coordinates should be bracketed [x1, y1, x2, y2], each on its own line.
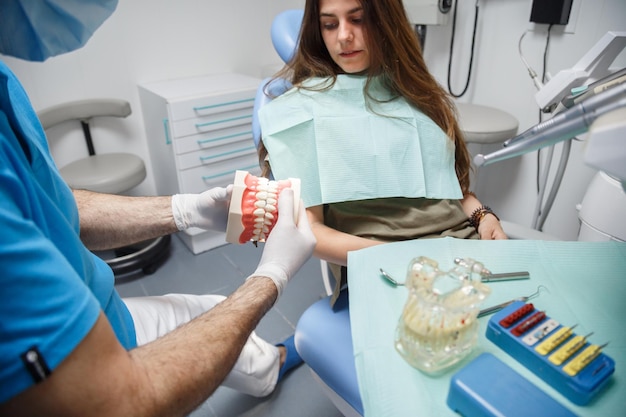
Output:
[485, 301, 615, 405]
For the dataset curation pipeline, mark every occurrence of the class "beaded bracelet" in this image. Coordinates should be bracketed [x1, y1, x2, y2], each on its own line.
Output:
[468, 205, 499, 231]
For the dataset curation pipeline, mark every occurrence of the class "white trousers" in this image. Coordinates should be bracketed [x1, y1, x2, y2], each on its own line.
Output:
[123, 293, 280, 397]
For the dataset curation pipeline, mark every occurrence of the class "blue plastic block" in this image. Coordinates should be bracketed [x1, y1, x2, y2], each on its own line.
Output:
[447, 353, 577, 417]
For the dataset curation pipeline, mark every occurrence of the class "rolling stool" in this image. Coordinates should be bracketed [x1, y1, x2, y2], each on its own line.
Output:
[456, 103, 519, 146]
[38, 98, 170, 278]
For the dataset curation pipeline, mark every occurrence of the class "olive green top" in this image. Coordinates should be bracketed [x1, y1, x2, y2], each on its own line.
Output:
[324, 197, 478, 306]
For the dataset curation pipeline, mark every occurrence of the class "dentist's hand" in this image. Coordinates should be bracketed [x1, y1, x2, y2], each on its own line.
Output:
[248, 188, 316, 297]
[171, 185, 233, 232]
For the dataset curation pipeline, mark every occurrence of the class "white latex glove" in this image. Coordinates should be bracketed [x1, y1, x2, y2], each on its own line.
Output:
[247, 188, 316, 297]
[171, 185, 233, 232]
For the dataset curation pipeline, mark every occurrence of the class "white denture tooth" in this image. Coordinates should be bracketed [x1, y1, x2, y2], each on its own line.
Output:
[265, 212, 275, 220]
[255, 191, 268, 201]
[254, 217, 266, 223]
[262, 226, 270, 233]
[265, 204, 277, 213]
[266, 196, 277, 205]
[264, 219, 273, 225]
[253, 208, 265, 217]
[254, 200, 266, 208]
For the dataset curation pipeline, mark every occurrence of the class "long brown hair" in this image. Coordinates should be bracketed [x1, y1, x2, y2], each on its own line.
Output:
[259, 0, 471, 194]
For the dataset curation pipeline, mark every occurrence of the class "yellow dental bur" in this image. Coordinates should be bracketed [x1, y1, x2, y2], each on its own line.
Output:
[563, 343, 609, 377]
[535, 324, 577, 355]
[548, 332, 593, 366]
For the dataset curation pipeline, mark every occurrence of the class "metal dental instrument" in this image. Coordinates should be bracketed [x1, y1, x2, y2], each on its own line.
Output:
[379, 268, 404, 286]
[381, 267, 543, 318]
[452, 258, 530, 282]
[381, 265, 530, 287]
[481, 271, 531, 282]
[477, 285, 548, 318]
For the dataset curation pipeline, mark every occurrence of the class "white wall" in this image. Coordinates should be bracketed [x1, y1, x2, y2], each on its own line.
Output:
[2, 0, 625, 240]
[2, 0, 305, 195]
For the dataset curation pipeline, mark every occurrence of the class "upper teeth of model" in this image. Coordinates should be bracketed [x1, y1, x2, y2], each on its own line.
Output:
[252, 179, 279, 241]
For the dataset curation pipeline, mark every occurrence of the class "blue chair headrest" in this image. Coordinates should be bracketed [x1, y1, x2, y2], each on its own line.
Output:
[252, 10, 303, 156]
[271, 9, 304, 63]
[252, 77, 293, 148]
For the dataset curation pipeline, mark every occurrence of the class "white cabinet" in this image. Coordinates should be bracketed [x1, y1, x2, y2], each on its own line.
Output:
[138, 73, 262, 254]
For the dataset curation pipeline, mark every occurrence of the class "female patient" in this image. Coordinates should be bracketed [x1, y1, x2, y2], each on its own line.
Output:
[258, 0, 507, 303]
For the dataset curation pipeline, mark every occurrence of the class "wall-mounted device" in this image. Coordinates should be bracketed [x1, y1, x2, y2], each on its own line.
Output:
[404, 0, 452, 26]
[530, 0, 573, 25]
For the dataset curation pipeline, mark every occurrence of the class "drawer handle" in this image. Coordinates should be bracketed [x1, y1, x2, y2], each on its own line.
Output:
[195, 114, 252, 129]
[199, 146, 256, 163]
[201, 164, 259, 181]
[162, 118, 171, 144]
[193, 98, 254, 111]
[197, 130, 252, 146]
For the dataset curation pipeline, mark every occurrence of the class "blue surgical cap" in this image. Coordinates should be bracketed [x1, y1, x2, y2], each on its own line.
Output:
[0, 0, 118, 62]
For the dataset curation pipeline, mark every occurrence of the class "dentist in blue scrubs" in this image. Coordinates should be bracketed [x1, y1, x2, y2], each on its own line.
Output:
[0, 1, 315, 415]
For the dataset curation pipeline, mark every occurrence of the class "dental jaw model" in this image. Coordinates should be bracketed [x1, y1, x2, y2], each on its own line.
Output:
[226, 170, 301, 245]
[395, 257, 491, 374]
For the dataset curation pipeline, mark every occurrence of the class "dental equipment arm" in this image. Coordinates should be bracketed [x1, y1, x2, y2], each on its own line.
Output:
[474, 86, 626, 168]
[535, 31, 626, 112]
[504, 83, 626, 147]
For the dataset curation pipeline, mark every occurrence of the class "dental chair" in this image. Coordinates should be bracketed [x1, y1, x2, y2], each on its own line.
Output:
[254, 9, 540, 416]
[38, 98, 171, 277]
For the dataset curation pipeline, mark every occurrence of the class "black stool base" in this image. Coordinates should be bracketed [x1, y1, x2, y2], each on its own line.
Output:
[95, 235, 171, 279]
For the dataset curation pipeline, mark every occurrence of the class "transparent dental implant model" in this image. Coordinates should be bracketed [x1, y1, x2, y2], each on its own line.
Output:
[395, 256, 491, 374]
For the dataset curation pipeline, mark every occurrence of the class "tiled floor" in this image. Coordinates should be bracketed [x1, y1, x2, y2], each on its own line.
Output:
[115, 234, 345, 417]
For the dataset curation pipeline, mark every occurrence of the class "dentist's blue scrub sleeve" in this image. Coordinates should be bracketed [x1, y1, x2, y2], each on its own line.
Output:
[0, 61, 136, 404]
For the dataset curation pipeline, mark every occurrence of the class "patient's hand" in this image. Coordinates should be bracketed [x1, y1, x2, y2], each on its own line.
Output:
[478, 214, 508, 240]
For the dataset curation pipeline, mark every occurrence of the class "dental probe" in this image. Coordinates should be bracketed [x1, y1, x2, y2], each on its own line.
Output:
[477, 285, 547, 318]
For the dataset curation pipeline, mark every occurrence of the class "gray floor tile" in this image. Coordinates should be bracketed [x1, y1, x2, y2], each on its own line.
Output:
[195, 365, 344, 417]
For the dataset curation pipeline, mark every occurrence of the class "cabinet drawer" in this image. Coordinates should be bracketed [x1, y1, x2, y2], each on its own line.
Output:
[176, 141, 257, 171]
[178, 155, 261, 193]
[168, 89, 256, 121]
[173, 124, 253, 155]
[170, 107, 253, 138]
